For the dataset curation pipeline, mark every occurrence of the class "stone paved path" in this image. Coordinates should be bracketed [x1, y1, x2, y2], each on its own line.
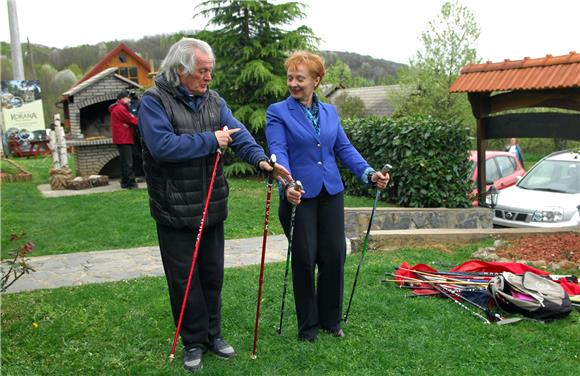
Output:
[3, 236, 351, 294]
[4, 235, 289, 293]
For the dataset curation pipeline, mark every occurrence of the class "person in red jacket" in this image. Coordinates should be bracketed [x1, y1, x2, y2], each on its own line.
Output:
[110, 90, 139, 189]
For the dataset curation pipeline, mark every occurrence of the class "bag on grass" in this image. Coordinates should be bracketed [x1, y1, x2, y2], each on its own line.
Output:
[488, 271, 572, 321]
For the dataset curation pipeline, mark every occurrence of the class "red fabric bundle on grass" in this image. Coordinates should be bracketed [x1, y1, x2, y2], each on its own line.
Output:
[396, 260, 579, 296]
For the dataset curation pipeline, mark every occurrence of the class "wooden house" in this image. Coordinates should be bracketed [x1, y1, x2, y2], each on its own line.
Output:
[77, 43, 153, 87]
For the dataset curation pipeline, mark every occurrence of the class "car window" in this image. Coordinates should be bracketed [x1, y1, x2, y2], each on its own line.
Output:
[519, 160, 580, 193]
[485, 158, 500, 182]
[496, 156, 516, 177]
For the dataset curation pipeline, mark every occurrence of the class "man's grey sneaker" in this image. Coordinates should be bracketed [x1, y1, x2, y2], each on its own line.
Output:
[209, 337, 236, 359]
[183, 347, 203, 372]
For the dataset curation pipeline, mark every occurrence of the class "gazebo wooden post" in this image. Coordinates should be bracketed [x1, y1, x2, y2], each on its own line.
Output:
[468, 92, 491, 206]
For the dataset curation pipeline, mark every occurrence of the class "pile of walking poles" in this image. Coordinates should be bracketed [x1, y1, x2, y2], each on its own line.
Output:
[384, 260, 580, 325]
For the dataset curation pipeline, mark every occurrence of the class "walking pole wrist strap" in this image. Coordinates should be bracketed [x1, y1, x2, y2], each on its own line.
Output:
[367, 171, 377, 186]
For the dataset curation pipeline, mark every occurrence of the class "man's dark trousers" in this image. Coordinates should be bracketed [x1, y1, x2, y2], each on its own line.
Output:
[117, 144, 136, 188]
[156, 222, 224, 350]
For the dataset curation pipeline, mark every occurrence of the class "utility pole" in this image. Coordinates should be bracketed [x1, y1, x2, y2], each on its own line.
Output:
[7, 0, 25, 80]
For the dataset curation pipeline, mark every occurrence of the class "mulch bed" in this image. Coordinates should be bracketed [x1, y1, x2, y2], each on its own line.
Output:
[496, 233, 580, 264]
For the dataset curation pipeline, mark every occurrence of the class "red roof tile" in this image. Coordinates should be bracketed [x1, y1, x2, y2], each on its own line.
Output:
[449, 52, 580, 93]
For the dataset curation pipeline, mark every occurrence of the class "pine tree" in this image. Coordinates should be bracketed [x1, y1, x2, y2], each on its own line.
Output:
[193, 0, 318, 175]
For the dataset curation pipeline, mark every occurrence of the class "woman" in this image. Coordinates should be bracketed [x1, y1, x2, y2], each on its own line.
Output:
[506, 137, 525, 168]
[266, 51, 389, 342]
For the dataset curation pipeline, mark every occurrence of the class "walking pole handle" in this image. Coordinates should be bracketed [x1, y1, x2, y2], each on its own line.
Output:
[218, 126, 229, 154]
[267, 154, 277, 184]
[294, 180, 303, 192]
[381, 163, 393, 174]
[286, 180, 303, 195]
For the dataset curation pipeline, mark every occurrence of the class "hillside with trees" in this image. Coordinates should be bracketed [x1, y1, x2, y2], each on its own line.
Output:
[1, 33, 404, 136]
[1, 39, 403, 85]
[320, 51, 405, 84]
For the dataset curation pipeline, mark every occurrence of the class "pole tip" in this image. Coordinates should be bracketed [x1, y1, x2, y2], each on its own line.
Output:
[251, 354, 257, 360]
[169, 354, 175, 362]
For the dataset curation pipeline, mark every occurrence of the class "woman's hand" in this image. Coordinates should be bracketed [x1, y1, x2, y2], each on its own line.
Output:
[371, 171, 390, 190]
[285, 181, 305, 206]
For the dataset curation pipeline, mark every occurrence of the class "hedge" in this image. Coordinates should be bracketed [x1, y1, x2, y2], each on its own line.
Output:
[341, 115, 473, 208]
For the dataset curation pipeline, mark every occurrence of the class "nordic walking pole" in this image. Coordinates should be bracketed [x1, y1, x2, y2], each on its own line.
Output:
[168, 127, 229, 362]
[277, 180, 303, 335]
[410, 272, 492, 324]
[251, 154, 276, 359]
[344, 163, 392, 323]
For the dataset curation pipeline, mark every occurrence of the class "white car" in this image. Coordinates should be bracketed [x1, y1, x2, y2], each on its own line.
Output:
[492, 150, 580, 228]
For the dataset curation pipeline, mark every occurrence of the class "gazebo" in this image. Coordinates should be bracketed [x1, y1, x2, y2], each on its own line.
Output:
[450, 52, 580, 206]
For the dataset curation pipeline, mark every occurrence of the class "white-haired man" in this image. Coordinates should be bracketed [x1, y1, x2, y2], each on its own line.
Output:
[139, 38, 290, 372]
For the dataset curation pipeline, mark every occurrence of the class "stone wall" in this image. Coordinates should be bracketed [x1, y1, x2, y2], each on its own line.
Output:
[72, 141, 118, 177]
[344, 207, 492, 238]
[67, 73, 134, 176]
[69, 76, 130, 139]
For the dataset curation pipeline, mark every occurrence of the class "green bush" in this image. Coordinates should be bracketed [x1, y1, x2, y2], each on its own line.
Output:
[334, 92, 366, 119]
[341, 115, 473, 208]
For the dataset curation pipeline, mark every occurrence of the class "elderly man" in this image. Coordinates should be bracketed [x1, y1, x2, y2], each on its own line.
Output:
[138, 38, 290, 372]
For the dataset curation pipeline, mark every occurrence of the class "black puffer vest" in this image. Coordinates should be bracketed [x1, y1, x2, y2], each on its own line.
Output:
[142, 76, 228, 229]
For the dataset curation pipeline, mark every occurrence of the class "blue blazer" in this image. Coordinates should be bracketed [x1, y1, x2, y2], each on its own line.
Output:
[266, 96, 370, 198]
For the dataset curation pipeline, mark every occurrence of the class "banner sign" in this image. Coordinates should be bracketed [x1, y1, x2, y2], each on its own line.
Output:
[1, 80, 45, 131]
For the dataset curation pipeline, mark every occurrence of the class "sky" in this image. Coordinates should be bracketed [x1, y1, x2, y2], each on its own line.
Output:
[1, 0, 579, 65]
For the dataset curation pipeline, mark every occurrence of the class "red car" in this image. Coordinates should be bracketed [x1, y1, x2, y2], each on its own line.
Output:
[469, 150, 525, 205]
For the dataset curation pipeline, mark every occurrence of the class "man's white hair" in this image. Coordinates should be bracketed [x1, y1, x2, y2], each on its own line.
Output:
[159, 38, 215, 86]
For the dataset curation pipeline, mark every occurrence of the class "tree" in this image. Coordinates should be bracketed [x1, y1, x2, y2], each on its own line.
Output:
[324, 59, 376, 88]
[394, 0, 479, 124]
[36, 64, 60, 124]
[194, 0, 317, 132]
[333, 92, 365, 119]
[65, 64, 83, 79]
[192, 0, 318, 175]
[324, 59, 353, 87]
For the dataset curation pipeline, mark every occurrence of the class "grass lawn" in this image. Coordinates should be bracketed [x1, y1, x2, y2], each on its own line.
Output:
[523, 153, 542, 170]
[2, 157, 579, 375]
[1, 157, 390, 258]
[2, 243, 579, 375]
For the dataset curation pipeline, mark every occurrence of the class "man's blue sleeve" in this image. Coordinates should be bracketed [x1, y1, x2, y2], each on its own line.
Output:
[219, 98, 268, 167]
[138, 95, 218, 163]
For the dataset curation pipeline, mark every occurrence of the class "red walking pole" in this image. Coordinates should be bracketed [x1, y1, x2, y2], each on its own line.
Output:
[168, 128, 227, 362]
[251, 154, 276, 359]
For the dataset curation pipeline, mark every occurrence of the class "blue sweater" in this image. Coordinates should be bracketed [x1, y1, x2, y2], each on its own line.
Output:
[138, 86, 267, 166]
